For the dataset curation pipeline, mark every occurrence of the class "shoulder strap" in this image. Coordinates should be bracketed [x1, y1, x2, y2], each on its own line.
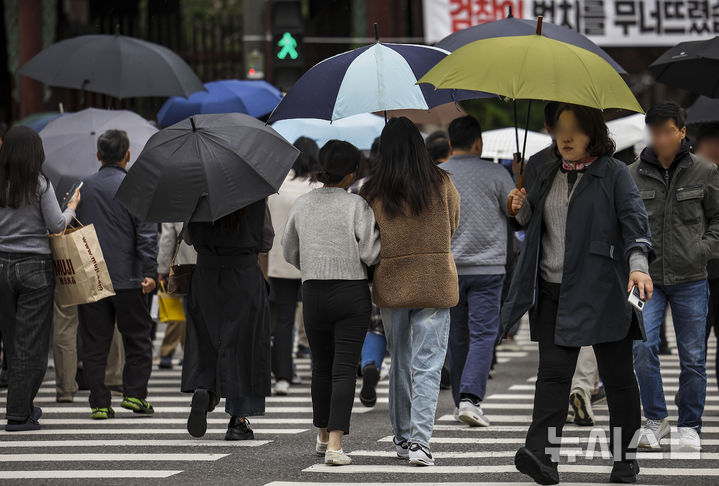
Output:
[169, 222, 188, 268]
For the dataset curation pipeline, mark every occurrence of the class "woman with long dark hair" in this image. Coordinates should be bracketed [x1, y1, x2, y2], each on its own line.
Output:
[0, 126, 80, 431]
[361, 117, 460, 466]
[501, 104, 653, 484]
[182, 199, 274, 441]
[267, 137, 320, 396]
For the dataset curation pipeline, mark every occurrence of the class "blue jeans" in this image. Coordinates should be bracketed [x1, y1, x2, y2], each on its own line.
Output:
[633, 280, 709, 430]
[0, 253, 55, 422]
[382, 307, 450, 447]
[448, 274, 504, 406]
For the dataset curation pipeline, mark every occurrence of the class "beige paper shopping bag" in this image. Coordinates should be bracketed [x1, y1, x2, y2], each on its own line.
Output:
[49, 223, 115, 306]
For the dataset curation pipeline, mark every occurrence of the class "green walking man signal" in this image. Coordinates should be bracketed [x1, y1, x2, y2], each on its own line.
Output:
[277, 32, 299, 60]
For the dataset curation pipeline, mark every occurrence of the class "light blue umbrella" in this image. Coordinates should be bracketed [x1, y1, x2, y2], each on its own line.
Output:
[157, 79, 283, 127]
[267, 41, 487, 123]
[271, 113, 385, 150]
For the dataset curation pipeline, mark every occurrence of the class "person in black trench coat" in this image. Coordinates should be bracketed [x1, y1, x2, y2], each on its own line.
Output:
[499, 104, 654, 485]
[181, 198, 274, 441]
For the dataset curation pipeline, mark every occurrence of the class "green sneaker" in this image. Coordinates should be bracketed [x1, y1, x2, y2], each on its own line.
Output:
[91, 407, 115, 420]
[121, 396, 154, 414]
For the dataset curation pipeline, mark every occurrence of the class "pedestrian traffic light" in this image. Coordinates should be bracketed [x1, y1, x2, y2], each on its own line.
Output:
[246, 49, 265, 80]
[271, 0, 304, 91]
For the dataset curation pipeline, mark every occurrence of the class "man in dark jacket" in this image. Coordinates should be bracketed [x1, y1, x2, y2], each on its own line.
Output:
[76, 129, 158, 420]
[630, 103, 719, 453]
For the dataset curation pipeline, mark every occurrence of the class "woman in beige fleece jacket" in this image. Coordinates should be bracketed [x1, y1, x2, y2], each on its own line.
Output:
[361, 117, 460, 467]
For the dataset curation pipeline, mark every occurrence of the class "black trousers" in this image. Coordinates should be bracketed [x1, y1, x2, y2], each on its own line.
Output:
[526, 280, 641, 464]
[270, 277, 301, 382]
[78, 289, 153, 408]
[303, 280, 371, 433]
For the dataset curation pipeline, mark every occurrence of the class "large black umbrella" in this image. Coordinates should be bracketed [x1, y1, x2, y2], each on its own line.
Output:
[650, 36, 719, 98]
[19, 34, 204, 99]
[115, 114, 300, 223]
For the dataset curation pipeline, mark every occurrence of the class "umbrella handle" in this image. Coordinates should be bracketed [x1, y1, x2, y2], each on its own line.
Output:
[507, 153, 524, 216]
[508, 168, 524, 217]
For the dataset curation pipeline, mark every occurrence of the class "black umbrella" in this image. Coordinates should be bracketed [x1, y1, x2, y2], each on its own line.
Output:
[115, 114, 300, 223]
[687, 95, 719, 124]
[19, 33, 205, 99]
[650, 36, 719, 98]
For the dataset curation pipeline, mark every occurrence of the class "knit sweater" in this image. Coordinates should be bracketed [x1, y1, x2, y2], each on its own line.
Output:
[0, 177, 75, 254]
[441, 154, 515, 275]
[517, 170, 649, 283]
[282, 187, 381, 282]
[368, 177, 460, 309]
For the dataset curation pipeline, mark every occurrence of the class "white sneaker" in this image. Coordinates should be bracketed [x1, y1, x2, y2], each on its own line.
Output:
[458, 398, 490, 427]
[274, 379, 290, 396]
[408, 442, 434, 466]
[638, 417, 670, 449]
[453, 407, 461, 422]
[677, 427, 701, 452]
[315, 434, 328, 456]
[324, 449, 352, 465]
[393, 436, 409, 459]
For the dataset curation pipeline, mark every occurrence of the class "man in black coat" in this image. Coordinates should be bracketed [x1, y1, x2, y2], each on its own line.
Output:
[76, 129, 158, 420]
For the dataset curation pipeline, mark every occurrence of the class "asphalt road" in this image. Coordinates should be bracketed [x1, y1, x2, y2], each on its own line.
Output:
[0, 318, 716, 486]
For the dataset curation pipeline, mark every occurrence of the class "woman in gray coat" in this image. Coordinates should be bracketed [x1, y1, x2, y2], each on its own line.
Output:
[500, 104, 653, 485]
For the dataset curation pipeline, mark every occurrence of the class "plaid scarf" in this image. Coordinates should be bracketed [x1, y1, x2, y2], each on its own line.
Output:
[561, 156, 598, 172]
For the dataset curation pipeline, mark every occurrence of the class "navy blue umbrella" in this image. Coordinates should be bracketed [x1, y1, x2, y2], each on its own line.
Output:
[436, 17, 626, 74]
[267, 40, 488, 123]
[157, 79, 283, 127]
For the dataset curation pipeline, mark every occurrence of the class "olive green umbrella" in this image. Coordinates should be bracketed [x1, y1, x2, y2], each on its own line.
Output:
[418, 19, 642, 114]
[419, 17, 642, 201]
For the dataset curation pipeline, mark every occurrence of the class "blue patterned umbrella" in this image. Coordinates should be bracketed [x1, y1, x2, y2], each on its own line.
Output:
[267, 41, 487, 123]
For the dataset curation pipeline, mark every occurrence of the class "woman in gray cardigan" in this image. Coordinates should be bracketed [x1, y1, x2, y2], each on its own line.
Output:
[0, 126, 80, 431]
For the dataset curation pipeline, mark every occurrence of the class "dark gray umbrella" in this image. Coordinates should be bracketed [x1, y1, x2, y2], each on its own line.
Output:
[115, 113, 300, 223]
[687, 96, 719, 124]
[19, 34, 204, 99]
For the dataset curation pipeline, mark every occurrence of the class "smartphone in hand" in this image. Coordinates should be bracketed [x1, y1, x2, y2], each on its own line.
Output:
[62, 181, 83, 211]
[628, 285, 646, 312]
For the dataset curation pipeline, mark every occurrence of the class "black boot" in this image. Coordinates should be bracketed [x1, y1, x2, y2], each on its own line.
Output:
[360, 364, 380, 407]
[514, 447, 559, 485]
[225, 417, 254, 441]
[609, 460, 639, 483]
[187, 389, 219, 438]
